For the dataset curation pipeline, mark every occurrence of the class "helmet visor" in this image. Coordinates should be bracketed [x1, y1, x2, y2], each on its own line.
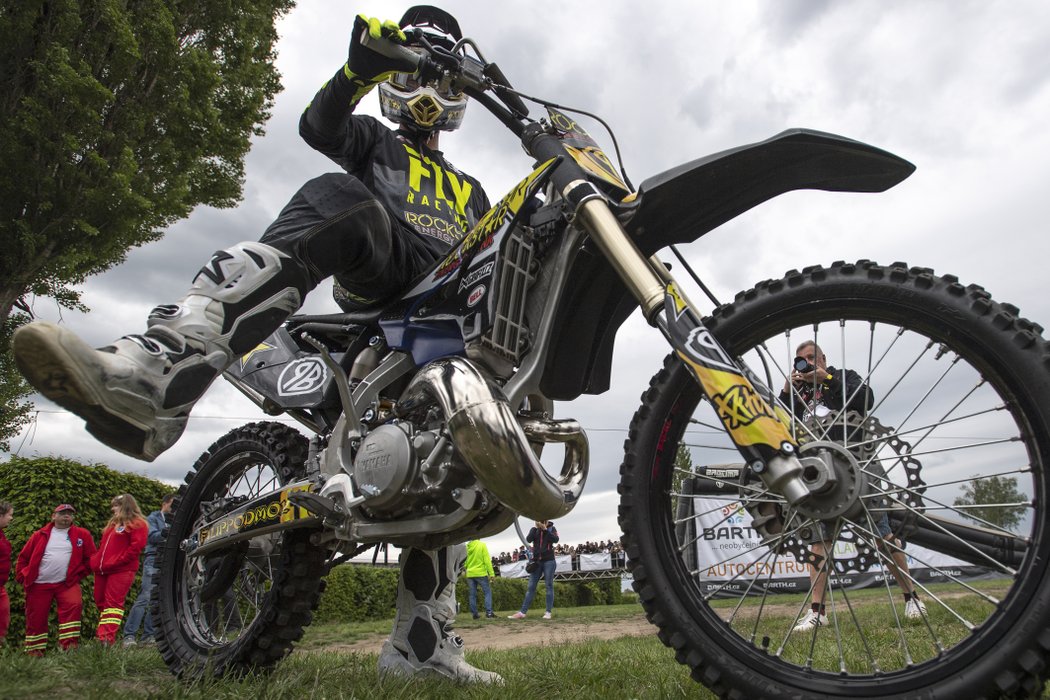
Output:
[389, 71, 463, 100]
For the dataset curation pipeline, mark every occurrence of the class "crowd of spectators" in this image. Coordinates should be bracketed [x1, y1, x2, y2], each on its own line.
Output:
[493, 538, 626, 573]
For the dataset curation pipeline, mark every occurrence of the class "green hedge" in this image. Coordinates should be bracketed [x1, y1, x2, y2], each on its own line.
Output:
[314, 564, 400, 624]
[314, 563, 627, 624]
[0, 456, 174, 649]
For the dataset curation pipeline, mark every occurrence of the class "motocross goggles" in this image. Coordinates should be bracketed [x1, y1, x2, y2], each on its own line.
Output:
[380, 50, 466, 132]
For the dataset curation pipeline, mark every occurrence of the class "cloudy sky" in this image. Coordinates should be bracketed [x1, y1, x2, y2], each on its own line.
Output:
[7, 0, 1050, 557]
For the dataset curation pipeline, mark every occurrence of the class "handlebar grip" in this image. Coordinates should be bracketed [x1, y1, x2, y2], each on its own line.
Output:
[359, 30, 421, 69]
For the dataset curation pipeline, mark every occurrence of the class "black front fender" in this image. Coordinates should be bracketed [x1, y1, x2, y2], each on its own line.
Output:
[539, 129, 915, 401]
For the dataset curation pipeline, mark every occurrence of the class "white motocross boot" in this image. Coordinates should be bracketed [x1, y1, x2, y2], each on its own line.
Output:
[378, 545, 503, 684]
[12, 242, 305, 461]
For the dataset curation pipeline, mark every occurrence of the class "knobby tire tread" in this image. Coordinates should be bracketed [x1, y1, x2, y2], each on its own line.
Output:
[618, 260, 1050, 699]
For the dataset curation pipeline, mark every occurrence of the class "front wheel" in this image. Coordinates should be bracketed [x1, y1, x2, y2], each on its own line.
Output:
[619, 261, 1050, 698]
[153, 422, 328, 678]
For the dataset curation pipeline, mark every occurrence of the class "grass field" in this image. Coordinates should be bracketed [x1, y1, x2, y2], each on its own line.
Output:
[0, 603, 718, 700]
[1, 596, 1045, 699]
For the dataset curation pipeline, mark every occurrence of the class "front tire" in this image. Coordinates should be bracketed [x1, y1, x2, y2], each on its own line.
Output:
[619, 261, 1050, 698]
[153, 422, 327, 678]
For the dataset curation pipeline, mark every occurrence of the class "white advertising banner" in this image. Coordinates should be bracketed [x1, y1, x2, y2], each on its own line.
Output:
[579, 553, 613, 571]
[500, 560, 528, 578]
[694, 497, 980, 595]
[499, 556, 572, 578]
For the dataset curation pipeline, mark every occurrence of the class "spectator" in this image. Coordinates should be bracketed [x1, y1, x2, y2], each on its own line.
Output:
[15, 504, 97, 654]
[509, 520, 559, 620]
[781, 341, 927, 632]
[90, 494, 148, 645]
[122, 493, 175, 646]
[0, 501, 12, 647]
[465, 540, 495, 619]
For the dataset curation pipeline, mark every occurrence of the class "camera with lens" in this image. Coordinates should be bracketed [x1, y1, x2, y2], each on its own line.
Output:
[793, 357, 815, 374]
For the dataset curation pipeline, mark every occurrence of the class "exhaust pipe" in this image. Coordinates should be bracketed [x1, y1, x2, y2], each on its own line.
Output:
[396, 357, 588, 520]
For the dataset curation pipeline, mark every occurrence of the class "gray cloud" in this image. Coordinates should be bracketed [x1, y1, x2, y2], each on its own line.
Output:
[7, 0, 1050, 549]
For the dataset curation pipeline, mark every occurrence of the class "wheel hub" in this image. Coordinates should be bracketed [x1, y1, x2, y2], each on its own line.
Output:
[793, 440, 866, 521]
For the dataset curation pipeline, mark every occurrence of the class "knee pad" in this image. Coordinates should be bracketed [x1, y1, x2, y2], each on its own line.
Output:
[148, 242, 309, 358]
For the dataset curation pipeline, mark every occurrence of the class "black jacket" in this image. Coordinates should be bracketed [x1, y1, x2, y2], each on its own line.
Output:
[779, 366, 873, 420]
[527, 523, 560, 562]
[299, 67, 490, 258]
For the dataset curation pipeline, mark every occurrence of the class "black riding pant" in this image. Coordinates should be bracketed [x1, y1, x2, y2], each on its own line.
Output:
[260, 172, 439, 308]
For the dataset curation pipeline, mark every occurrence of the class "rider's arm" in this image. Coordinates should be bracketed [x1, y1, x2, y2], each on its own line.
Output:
[298, 66, 381, 167]
[299, 14, 415, 168]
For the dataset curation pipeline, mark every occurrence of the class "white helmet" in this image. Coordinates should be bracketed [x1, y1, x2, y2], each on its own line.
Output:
[379, 6, 466, 133]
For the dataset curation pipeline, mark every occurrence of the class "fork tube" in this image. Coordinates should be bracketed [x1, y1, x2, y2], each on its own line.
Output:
[566, 185, 810, 505]
[570, 185, 666, 322]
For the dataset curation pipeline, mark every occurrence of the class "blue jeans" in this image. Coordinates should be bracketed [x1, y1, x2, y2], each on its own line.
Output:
[467, 576, 492, 616]
[520, 559, 556, 613]
[123, 556, 157, 639]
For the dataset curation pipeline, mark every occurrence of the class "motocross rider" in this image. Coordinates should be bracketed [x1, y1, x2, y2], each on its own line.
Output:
[13, 6, 500, 684]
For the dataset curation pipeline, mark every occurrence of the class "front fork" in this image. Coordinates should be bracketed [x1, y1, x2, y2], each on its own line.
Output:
[571, 185, 811, 506]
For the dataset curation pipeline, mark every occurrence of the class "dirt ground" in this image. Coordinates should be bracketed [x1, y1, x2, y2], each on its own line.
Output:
[322, 614, 661, 654]
[315, 590, 996, 655]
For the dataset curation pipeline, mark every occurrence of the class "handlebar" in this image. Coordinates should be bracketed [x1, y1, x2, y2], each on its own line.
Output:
[359, 29, 530, 123]
[358, 29, 422, 69]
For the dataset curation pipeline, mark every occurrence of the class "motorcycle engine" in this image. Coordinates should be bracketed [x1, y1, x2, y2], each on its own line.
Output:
[351, 424, 418, 509]
[347, 420, 486, 520]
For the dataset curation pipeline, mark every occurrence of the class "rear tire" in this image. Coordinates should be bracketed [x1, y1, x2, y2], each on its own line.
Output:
[619, 261, 1050, 698]
[153, 421, 327, 678]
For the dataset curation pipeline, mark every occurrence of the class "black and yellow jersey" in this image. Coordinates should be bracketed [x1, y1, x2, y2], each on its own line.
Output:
[299, 67, 490, 258]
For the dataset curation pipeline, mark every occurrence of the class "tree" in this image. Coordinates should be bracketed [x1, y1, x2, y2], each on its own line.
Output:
[0, 0, 295, 448]
[953, 474, 1028, 531]
[672, 442, 694, 496]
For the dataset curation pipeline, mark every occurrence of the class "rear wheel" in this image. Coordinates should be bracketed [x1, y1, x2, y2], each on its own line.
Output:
[153, 422, 327, 678]
[619, 261, 1050, 698]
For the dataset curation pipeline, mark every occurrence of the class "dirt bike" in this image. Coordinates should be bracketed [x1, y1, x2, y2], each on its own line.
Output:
[151, 22, 1050, 700]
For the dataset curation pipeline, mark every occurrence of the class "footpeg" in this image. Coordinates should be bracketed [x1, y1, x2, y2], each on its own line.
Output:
[288, 490, 342, 519]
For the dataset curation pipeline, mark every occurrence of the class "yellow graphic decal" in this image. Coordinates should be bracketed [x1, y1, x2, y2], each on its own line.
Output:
[679, 356, 794, 448]
[432, 158, 558, 278]
[198, 483, 315, 545]
[564, 144, 628, 192]
[240, 342, 276, 369]
[548, 110, 591, 137]
[666, 282, 688, 319]
[281, 483, 313, 522]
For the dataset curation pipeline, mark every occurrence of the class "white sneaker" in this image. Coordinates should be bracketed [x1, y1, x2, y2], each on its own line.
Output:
[905, 598, 927, 619]
[121, 637, 136, 648]
[542, 612, 552, 620]
[508, 612, 525, 619]
[792, 610, 828, 633]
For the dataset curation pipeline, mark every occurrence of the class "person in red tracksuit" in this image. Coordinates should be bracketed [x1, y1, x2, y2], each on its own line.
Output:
[0, 501, 14, 646]
[16, 503, 97, 654]
[90, 494, 147, 645]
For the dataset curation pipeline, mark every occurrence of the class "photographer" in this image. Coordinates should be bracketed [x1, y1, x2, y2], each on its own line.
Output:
[509, 520, 559, 620]
[779, 341, 872, 422]
[781, 342, 926, 632]
[122, 493, 174, 646]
